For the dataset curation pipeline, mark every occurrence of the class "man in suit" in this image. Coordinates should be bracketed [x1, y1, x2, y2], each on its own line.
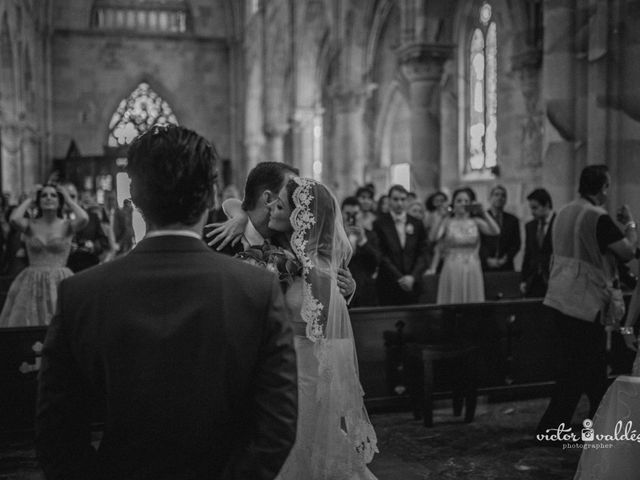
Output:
[480, 185, 521, 272]
[520, 188, 555, 297]
[373, 185, 430, 305]
[35, 125, 298, 480]
[341, 196, 380, 307]
[64, 183, 110, 272]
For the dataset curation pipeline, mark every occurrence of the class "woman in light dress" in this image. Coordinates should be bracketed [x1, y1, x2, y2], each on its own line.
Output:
[0, 184, 88, 328]
[428, 187, 500, 304]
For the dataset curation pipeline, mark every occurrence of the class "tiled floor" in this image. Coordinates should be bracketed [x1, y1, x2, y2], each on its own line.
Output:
[1, 397, 584, 480]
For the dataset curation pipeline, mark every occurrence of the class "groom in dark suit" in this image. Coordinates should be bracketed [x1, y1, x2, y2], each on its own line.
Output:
[373, 185, 429, 305]
[35, 125, 298, 480]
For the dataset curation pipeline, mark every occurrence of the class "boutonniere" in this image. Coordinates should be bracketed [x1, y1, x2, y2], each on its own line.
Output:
[405, 223, 414, 235]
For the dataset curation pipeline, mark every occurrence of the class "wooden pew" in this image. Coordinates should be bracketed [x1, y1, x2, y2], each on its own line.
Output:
[350, 300, 634, 410]
[1, 299, 635, 432]
[0, 326, 48, 433]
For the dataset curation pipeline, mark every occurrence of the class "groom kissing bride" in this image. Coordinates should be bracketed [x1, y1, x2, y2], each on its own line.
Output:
[35, 125, 377, 480]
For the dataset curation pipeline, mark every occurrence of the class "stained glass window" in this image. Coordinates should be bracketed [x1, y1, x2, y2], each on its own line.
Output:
[107, 82, 178, 147]
[467, 2, 497, 173]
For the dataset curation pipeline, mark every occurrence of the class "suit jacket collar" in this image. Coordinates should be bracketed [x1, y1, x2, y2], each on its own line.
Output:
[131, 235, 212, 254]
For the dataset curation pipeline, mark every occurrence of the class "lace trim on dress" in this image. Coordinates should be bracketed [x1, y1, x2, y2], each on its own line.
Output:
[290, 177, 324, 342]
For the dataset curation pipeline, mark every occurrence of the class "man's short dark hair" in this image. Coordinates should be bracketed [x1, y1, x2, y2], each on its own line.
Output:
[388, 185, 408, 197]
[241, 162, 299, 211]
[526, 188, 553, 209]
[356, 186, 374, 199]
[579, 164, 609, 197]
[490, 184, 507, 197]
[126, 124, 218, 227]
[341, 196, 361, 210]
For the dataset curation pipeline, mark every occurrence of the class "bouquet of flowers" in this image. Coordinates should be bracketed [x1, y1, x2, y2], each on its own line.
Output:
[236, 242, 302, 287]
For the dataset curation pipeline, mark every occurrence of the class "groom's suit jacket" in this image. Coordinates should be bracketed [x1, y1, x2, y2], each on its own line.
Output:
[36, 235, 297, 480]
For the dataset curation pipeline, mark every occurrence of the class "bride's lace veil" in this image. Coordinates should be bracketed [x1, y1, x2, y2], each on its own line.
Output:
[288, 177, 378, 474]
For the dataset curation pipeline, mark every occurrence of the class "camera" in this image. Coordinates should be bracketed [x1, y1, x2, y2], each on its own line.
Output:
[466, 203, 482, 216]
[346, 212, 357, 227]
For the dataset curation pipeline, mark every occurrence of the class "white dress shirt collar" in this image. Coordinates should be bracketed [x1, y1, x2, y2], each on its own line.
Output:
[242, 219, 266, 249]
[145, 229, 202, 240]
[390, 211, 407, 224]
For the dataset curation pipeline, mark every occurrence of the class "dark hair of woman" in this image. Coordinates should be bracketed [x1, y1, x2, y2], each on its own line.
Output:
[126, 124, 218, 226]
[35, 184, 65, 218]
[425, 191, 448, 212]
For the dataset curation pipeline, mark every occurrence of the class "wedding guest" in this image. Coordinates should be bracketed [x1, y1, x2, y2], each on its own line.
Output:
[428, 187, 500, 304]
[374, 185, 429, 305]
[520, 188, 555, 297]
[537, 165, 637, 436]
[113, 199, 135, 255]
[36, 124, 298, 480]
[407, 199, 426, 221]
[342, 196, 380, 307]
[377, 195, 389, 216]
[0, 184, 87, 328]
[64, 183, 109, 272]
[479, 185, 521, 272]
[424, 191, 449, 272]
[356, 186, 377, 231]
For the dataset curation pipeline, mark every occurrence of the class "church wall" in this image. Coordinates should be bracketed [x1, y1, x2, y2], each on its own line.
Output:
[50, 0, 233, 160]
[51, 33, 230, 159]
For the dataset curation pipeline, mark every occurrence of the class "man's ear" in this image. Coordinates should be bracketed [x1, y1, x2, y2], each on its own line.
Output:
[262, 190, 273, 205]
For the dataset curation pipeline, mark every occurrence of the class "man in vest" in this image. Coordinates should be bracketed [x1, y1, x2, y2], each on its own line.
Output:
[537, 165, 637, 437]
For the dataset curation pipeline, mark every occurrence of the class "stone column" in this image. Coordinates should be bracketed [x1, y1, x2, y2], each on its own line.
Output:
[21, 127, 41, 191]
[263, 123, 289, 164]
[541, 0, 579, 207]
[327, 84, 370, 200]
[398, 43, 452, 198]
[291, 106, 317, 179]
[512, 49, 543, 175]
[244, 135, 265, 172]
[0, 124, 23, 201]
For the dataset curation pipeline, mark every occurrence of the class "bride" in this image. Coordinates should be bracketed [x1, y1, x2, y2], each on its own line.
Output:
[269, 177, 378, 479]
[218, 176, 379, 478]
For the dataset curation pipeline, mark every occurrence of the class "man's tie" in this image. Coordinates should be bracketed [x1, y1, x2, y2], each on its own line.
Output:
[395, 216, 406, 249]
[536, 219, 545, 248]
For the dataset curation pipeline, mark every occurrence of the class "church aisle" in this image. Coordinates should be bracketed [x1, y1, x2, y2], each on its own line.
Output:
[1, 398, 583, 480]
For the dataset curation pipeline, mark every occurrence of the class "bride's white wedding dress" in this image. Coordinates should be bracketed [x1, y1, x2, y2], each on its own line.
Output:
[276, 178, 378, 480]
[573, 355, 640, 479]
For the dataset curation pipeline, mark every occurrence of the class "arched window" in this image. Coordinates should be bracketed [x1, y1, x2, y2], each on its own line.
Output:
[91, 0, 191, 33]
[467, 1, 497, 173]
[107, 82, 178, 147]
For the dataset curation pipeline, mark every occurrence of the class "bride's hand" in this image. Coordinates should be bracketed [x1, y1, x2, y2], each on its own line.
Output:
[623, 333, 638, 352]
[205, 215, 247, 250]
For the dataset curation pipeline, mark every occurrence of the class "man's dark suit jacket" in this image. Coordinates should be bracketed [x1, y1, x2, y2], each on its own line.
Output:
[373, 213, 429, 305]
[480, 210, 521, 271]
[36, 235, 297, 480]
[67, 209, 110, 272]
[348, 230, 380, 307]
[521, 214, 555, 297]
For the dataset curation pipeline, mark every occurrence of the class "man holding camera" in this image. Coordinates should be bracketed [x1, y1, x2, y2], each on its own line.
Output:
[341, 197, 380, 307]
